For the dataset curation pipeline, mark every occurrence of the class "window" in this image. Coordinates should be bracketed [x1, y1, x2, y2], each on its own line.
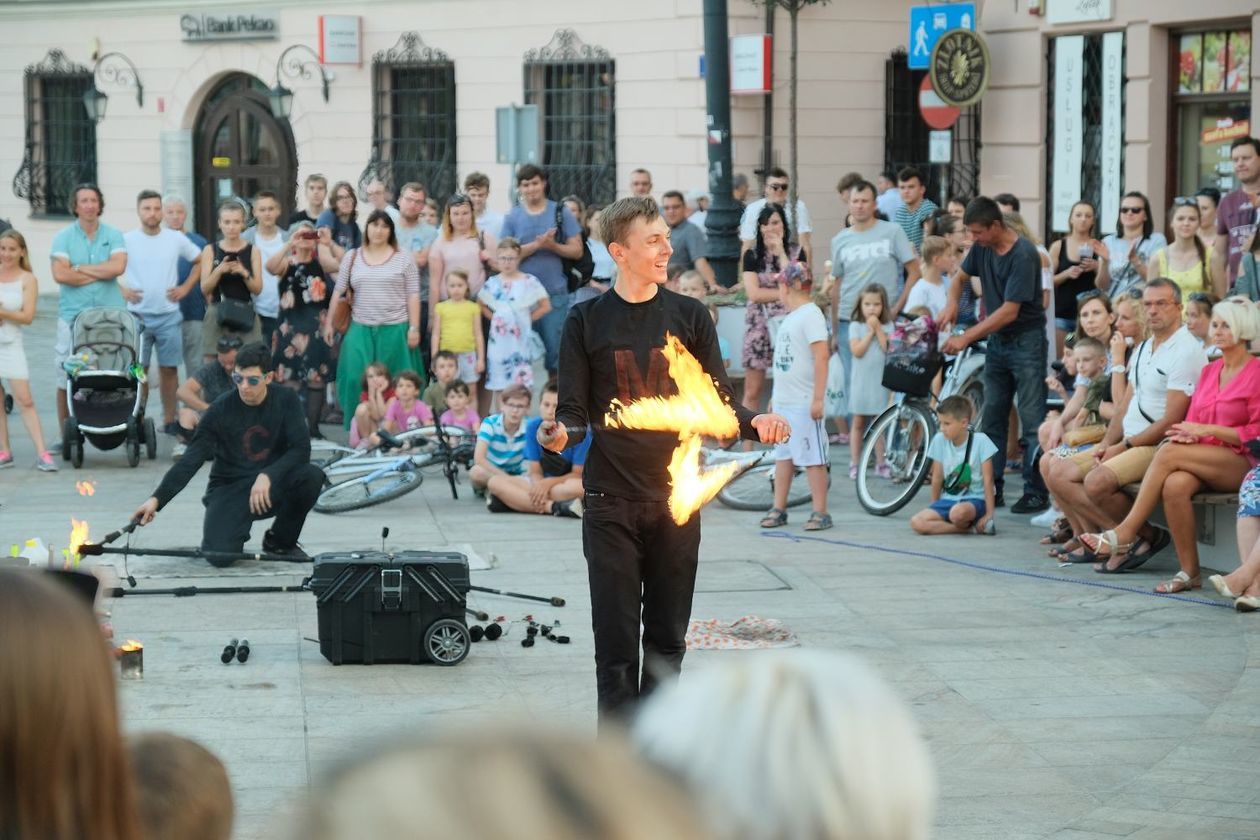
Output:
[12, 49, 98, 217]
[1174, 28, 1252, 196]
[363, 32, 457, 203]
[1045, 33, 1126, 236]
[524, 29, 616, 206]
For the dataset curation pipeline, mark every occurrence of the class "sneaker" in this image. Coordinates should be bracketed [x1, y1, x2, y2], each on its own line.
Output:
[552, 499, 582, 519]
[1029, 507, 1063, 528]
[36, 452, 58, 472]
[977, 518, 997, 535]
[1011, 492, 1050, 514]
[875, 462, 892, 479]
[261, 532, 312, 562]
[828, 433, 850, 445]
[993, 491, 1006, 508]
[161, 421, 181, 436]
[848, 464, 858, 480]
[486, 493, 512, 513]
[171, 442, 187, 460]
[472, 485, 487, 499]
[0, 451, 12, 469]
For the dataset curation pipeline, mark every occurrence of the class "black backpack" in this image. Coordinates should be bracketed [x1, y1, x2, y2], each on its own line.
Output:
[554, 203, 594, 293]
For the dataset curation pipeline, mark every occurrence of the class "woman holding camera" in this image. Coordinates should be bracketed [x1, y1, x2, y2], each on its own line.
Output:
[200, 200, 263, 361]
[1047, 200, 1101, 357]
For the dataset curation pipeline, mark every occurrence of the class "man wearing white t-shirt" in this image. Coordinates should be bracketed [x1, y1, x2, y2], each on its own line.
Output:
[123, 190, 203, 433]
[739, 166, 813, 265]
[1046, 279, 1206, 564]
[242, 191, 288, 348]
[465, 172, 504, 237]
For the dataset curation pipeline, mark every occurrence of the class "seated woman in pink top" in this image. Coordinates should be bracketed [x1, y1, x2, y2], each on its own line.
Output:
[1083, 297, 1260, 592]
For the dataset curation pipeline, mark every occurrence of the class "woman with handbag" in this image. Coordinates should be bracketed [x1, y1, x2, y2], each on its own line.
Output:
[741, 204, 803, 421]
[324, 210, 423, 431]
[269, 222, 336, 437]
[200, 200, 263, 361]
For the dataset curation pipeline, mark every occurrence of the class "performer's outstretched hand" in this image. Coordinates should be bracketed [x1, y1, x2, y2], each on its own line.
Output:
[751, 413, 792, 444]
[538, 419, 569, 453]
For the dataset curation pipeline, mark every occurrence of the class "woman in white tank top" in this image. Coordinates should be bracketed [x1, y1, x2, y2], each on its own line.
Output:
[0, 230, 57, 470]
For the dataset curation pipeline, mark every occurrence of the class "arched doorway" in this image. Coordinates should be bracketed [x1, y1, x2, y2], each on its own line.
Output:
[194, 73, 297, 240]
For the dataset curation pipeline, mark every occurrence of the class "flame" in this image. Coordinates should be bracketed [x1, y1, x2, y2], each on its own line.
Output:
[67, 519, 90, 564]
[119, 640, 143, 652]
[76, 480, 96, 496]
[605, 334, 742, 525]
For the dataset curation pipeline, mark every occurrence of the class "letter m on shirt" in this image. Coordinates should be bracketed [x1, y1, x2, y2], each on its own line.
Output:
[613, 348, 675, 402]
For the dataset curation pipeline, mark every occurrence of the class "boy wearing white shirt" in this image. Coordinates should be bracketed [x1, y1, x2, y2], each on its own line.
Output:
[242, 191, 288, 347]
[904, 235, 955, 319]
[759, 261, 832, 531]
[123, 190, 202, 432]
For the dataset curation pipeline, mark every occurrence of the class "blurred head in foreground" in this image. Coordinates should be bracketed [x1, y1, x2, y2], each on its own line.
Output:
[292, 728, 711, 840]
[130, 732, 234, 840]
[632, 650, 935, 840]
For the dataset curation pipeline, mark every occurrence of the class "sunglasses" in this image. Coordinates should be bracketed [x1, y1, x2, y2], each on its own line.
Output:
[1075, 289, 1105, 303]
[231, 373, 265, 386]
[1119, 206, 1144, 215]
[1188, 292, 1214, 304]
[1173, 196, 1197, 207]
[767, 183, 788, 191]
[448, 193, 471, 205]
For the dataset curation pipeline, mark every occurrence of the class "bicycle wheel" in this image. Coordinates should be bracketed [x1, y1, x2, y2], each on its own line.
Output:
[856, 401, 934, 516]
[717, 463, 814, 510]
[314, 468, 424, 513]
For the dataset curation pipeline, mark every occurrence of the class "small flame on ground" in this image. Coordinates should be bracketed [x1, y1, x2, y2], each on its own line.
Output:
[605, 334, 742, 525]
[67, 519, 90, 564]
[119, 640, 143, 652]
[76, 480, 96, 496]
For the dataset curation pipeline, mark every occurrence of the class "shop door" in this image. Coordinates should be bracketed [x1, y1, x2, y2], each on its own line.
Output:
[194, 74, 296, 240]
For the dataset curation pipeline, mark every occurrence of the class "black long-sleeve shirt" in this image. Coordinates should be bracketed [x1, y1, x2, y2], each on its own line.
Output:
[557, 288, 758, 500]
[152, 385, 310, 508]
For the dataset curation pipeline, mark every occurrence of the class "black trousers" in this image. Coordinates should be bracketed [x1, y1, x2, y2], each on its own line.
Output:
[201, 462, 325, 566]
[582, 490, 702, 721]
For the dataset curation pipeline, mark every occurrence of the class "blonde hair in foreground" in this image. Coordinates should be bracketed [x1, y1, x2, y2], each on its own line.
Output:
[292, 729, 712, 840]
[632, 650, 935, 840]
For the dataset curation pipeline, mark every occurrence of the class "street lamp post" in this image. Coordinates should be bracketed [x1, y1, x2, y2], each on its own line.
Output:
[702, 0, 740, 288]
[83, 51, 144, 123]
[269, 44, 331, 120]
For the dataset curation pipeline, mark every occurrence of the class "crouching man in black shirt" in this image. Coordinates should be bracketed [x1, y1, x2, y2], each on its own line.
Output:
[539, 197, 791, 722]
[131, 342, 324, 565]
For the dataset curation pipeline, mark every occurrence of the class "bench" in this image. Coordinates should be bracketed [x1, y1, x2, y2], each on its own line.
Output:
[1122, 484, 1238, 567]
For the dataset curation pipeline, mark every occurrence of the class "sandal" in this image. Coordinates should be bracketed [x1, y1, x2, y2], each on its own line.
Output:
[1154, 571, 1200, 594]
[1040, 518, 1074, 546]
[1048, 537, 1082, 558]
[1058, 546, 1100, 564]
[760, 508, 788, 529]
[1079, 529, 1133, 558]
[803, 512, 833, 531]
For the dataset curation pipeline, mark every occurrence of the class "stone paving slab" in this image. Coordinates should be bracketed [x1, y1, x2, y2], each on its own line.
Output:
[3, 302, 1260, 839]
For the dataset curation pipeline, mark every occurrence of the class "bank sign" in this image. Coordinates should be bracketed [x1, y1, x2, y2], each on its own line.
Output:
[181, 11, 278, 42]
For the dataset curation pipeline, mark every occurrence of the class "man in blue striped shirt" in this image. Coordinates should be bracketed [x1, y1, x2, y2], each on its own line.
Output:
[470, 382, 532, 493]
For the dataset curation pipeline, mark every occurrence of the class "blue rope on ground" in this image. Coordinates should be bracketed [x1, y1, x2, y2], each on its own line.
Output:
[761, 531, 1233, 610]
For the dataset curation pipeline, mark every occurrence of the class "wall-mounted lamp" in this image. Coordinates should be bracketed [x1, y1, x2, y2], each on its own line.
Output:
[82, 51, 144, 123]
[268, 44, 331, 120]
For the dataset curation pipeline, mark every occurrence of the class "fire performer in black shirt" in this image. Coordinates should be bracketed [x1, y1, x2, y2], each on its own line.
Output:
[130, 342, 324, 565]
[539, 196, 791, 721]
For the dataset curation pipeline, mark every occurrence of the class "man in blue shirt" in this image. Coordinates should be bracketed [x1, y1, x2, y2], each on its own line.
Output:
[486, 382, 588, 517]
[163, 195, 208, 376]
[49, 183, 129, 443]
[498, 164, 583, 380]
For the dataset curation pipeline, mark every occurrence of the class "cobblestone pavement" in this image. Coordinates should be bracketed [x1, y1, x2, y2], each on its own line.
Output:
[3, 303, 1259, 840]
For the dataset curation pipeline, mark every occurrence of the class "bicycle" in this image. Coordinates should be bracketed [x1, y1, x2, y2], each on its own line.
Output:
[855, 335, 986, 516]
[312, 425, 474, 513]
[707, 445, 830, 512]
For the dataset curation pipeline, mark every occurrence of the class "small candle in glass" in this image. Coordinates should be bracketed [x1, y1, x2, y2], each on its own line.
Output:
[118, 640, 143, 680]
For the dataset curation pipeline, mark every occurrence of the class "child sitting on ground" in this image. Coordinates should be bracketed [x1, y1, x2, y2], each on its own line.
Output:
[677, 269, 731, 368]
[351, 361, 393, 448]
[904, 235, 955, 319]
[469, 382, 532, 496]
[372, 369, 433, 446]
[424, 351, 459, 417]
[431, 269, 486, 407]
[129, 732, 234, 840]
[440, 380, 481, 433]
[910, 395, 998, 536]
[758, 259, 831, 531]
[1039, 336, 1108, 454]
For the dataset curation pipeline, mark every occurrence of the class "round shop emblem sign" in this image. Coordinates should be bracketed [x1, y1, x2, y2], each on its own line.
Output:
[930, 28, 990, 108]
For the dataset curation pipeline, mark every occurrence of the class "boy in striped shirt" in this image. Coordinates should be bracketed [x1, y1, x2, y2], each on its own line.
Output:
[470, 383, 532, 497]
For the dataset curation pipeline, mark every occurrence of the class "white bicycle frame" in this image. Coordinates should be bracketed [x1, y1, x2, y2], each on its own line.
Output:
[315, 426, 472, 483]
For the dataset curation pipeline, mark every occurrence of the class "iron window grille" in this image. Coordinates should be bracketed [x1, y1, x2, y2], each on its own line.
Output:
[362, 32, 457, 205]
[883, 49, 982, 209]
[1045, 34, 1126, 237]
[12, 49, 98, 217]
[523, 29, 616, 206]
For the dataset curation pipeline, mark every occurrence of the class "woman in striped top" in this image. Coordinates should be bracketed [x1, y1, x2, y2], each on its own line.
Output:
[326, 210, 423, 430]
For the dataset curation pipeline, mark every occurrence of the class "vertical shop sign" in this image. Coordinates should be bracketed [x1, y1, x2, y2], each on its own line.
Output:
[1051, 35, 1084, 232]
[1099, 32, 1124, 228]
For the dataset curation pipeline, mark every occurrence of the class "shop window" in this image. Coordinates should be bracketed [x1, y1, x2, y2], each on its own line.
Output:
[523, 29, 616, 206]
[1174, 29, 1252, 196]
[11, 49, 97, 217]
[363, 32, 457, 203]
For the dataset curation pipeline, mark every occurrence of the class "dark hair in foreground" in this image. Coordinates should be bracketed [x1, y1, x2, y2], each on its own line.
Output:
[992, 192, 1020, 211]
[963, 196, 1004, 228]
[0, 570, 141, 840]
[130, 732, 234, 840]
[234, 341, 272, 373]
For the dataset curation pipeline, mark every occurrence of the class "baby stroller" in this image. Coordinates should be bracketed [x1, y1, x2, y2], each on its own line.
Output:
[61, 307, 156, 468]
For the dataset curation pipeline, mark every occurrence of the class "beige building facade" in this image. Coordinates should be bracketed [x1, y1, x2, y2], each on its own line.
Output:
[979, 0, 1259, 237]
[1, 0, 919, 292]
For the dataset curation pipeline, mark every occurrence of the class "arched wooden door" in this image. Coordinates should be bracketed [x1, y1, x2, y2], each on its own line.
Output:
[194, 74, 296, 239]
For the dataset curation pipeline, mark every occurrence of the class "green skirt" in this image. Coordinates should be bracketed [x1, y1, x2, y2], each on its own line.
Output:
[336, 321, 424, 430]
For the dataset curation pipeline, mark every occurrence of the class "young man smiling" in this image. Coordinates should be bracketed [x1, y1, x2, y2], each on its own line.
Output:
[540, 196, 790, 722]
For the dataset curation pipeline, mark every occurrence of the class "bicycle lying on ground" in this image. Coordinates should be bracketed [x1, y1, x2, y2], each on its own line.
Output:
[855, 335, 986, 516]
[705, 445, 830, 512]
[312, 425, 475, 513]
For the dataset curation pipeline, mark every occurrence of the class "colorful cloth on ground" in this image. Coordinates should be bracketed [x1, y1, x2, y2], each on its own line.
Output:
[685, 615, 800, 650]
